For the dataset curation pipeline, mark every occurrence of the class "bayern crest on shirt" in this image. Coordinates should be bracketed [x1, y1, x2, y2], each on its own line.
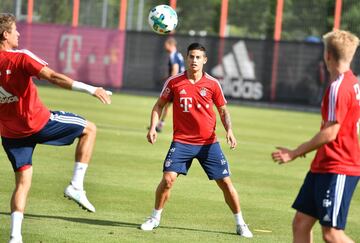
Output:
[200, 87, 207, 97]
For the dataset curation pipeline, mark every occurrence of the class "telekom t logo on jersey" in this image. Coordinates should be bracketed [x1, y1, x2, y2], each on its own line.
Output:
[180, 97, 192, 112]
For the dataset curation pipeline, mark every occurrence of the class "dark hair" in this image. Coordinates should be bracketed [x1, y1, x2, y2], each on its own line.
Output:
[187, 43, 207, 56]
[0, 13, 16, 41]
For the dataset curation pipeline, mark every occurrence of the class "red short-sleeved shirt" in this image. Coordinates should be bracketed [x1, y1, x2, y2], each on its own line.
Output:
[160, 71, 227, 145]
[311, 70, 360, 176]
[0, 49, 50, 138]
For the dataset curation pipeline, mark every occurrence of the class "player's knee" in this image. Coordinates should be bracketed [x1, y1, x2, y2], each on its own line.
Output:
[163, 178, 173, 189]
[15, 180, 31, 191]
[322, 230, 336, 243]
[162, 175, 175, 189]
[15, 167, 33, 189]
[322, 229, 348, 243]
[216, 178, 233, 192]
[85, 121, 97, 136]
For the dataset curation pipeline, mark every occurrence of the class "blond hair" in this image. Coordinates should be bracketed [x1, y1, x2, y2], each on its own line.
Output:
[165, 37, 177, 46]
[323, 30, 359, 63]
[0, 13, 16, 42]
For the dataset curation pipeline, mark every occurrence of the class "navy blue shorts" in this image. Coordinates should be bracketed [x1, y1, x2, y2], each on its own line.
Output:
[163, 142, 230, 180]
[292, 171, 359, 230]
[2, 111, 87, 171]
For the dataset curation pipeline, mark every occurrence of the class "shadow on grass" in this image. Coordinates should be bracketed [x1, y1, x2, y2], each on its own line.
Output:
[0, 212, 234, 236]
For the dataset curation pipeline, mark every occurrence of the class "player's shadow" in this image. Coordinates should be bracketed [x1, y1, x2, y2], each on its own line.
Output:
[0, 212, 235, 236]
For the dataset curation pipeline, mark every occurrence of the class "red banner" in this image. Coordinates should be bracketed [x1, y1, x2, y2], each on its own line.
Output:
[17, 23, 125, 89]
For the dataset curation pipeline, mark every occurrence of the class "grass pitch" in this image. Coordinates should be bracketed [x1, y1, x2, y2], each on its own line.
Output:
[0, 86, 359, 242]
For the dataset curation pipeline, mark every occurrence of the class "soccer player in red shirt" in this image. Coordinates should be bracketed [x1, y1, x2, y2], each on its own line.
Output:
[141, 43, 253, 238]
[272, 30, 360, 243]
[0, 14, 112, 243]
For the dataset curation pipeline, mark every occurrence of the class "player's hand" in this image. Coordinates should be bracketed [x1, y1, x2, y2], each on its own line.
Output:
[226, 129, 237, 150]
[271, 146, 297, 164]
[93, 87, 112, 104]
[147, 129, 157, 144]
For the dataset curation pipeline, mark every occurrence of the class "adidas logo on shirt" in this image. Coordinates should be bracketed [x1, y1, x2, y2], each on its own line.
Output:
[0, 86, 19, 104]
[179, 89, 187, 95]
[222, 169, 228, 175]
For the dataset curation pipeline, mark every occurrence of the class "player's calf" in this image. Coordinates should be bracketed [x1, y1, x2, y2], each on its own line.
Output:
[11, 168, 33, 213]
[9, 168, 33, 243]
[75, 121, 97, 162]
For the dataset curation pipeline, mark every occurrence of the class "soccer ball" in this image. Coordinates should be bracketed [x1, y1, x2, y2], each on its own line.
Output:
[148, 5, 178, 35]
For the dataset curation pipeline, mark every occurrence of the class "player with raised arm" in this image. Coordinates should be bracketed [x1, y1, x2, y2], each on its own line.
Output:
[141, 43, 253, 238]
[155, 37, 185, 132]
[0, 13, 112, 243]
[272, 30, 360, 243]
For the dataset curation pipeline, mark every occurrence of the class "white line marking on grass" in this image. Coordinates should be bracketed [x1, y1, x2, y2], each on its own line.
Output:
[254, 229, 272, 233]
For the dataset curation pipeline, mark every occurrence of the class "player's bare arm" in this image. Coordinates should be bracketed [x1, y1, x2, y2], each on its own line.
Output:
[272, 121, 340, 164]
[147, 98, 168, 144]
[38, 66, 112, 104]
[218, 105, 237, 149]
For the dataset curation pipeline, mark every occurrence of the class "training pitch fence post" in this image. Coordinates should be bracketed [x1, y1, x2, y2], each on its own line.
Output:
[119, 0, 127, 31]
[217, 0, 229, 74]
[270, 0, 284, 102]
[24, 0, 34, 49]
[169, 0, 177, 11]
[26, 0, 33, 24]
[72, 0, 80, 27]
[333, 0, 342, 30]
[219, 0, 228, 38]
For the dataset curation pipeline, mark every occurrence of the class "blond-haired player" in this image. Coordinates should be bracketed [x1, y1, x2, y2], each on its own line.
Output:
[0, 13, 111, 243]
[272, 30, 360, 243]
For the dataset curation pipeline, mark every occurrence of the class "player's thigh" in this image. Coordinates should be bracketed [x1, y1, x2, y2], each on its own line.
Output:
[35, 111, 87, 146]
[1, 136, 36, 172]
[197, 142, 230, 180]
[163, 142, 196, 175]
[292, 171, 318, 219]
[315, 174, 359, 230]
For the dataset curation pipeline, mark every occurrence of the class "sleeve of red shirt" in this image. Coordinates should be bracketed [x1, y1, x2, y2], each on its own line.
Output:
[20, 50, 48, 78]
[213, 80, 227, 107]
[160, 78, 174, 102]
[327, 84, 349, 124]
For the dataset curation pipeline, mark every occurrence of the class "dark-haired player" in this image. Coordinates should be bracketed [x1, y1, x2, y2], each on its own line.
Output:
[141, 43, 252, 238]
[155, 37, 185, 132]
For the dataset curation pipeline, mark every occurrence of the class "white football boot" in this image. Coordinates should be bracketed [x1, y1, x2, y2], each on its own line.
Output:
[64, 184, 96, 212]
[236, 224, 253, 238]
[140, 217, 160, 231]
[9, 237, 23, 243]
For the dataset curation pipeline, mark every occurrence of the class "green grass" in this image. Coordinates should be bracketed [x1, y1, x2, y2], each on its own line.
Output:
[0, 86, 359, 242]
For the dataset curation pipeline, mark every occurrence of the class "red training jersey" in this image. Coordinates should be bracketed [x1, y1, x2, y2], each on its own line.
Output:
[160, 71, 227, 145]
[0, 49, 50, 138]
[311, 70, 360, 176]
